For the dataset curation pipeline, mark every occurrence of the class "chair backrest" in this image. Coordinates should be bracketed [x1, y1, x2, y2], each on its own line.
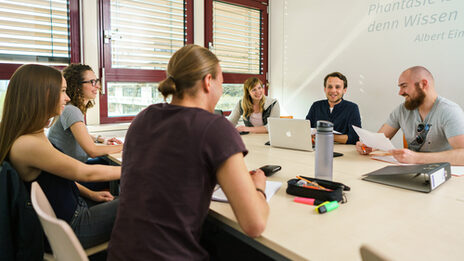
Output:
[31, 182, 89, 261]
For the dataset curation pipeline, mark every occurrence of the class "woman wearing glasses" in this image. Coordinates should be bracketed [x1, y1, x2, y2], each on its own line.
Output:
[228, 77, 280, 133]
[48, 64, 123, 166]
[48, 64, 123, 191]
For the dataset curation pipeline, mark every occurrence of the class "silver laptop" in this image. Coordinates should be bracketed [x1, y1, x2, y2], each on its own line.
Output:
[268, 118, 313, 151]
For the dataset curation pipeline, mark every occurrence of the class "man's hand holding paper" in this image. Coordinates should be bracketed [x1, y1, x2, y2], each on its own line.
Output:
[352, 126, 396, 152]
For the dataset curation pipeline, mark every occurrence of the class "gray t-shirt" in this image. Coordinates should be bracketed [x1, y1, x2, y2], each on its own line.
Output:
[48, 104, 88, 162]
[386, 96, 464, 152]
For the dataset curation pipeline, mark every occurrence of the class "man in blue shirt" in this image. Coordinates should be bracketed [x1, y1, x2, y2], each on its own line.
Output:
[305, 72, 361, 144]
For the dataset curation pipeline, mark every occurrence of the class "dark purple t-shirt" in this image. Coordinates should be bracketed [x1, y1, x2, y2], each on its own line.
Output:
[108, 103, 247, 261]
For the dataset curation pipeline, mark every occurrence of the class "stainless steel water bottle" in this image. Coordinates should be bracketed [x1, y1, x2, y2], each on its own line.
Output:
[315, 120, 334, 180]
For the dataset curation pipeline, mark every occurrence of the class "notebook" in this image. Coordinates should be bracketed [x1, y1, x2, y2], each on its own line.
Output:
[268, 118, 313, 151]
[212, 181, 282, 203]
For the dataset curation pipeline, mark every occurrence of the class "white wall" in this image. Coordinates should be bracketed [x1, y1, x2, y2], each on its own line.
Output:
[269, 0, 464, 146]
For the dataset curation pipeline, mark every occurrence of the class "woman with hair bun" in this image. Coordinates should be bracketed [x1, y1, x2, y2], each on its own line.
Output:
[108, 44, 269, 260]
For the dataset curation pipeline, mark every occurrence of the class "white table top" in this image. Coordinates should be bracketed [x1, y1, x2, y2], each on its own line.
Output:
[209, 134, 464, 261]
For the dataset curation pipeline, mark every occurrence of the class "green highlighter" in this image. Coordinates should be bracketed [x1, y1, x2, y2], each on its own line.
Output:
[315, 201, 339, 214]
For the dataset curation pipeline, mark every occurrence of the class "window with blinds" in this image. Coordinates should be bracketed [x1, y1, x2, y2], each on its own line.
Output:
[108, 0, 186, 70]
[211, 1, 262, 74]
[100, 0, 192, 123]
[0, 0, 70, 65]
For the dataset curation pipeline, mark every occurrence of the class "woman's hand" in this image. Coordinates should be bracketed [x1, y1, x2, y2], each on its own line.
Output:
[89, 190, 114, 202]
[105, 137, 123, 145]
[236, 126, 249, 132]
[250, 169, 266, 192]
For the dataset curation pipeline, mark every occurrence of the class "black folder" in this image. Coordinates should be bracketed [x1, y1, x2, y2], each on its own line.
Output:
[362, 162, 451, 193]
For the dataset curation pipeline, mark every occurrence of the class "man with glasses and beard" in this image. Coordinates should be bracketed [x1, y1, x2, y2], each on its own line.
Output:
[356, 66, 464, 165]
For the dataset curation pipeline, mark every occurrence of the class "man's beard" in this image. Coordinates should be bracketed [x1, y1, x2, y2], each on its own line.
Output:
[404, 83, 425, 110]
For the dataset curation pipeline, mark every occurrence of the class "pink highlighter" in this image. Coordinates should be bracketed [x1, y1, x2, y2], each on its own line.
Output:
[293, 197, 324, 206]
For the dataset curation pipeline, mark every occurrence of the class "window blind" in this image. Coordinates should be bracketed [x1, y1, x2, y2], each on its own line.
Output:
[109, 0, 187, 70]
[211, 1, 261, 74]
[0, 0, 70, 65]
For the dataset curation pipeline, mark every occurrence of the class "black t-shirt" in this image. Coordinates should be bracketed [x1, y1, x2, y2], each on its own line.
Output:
[108, 103, 247, 261]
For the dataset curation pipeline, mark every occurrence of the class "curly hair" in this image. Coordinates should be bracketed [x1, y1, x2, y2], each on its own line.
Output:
[62, 64, 95, 114]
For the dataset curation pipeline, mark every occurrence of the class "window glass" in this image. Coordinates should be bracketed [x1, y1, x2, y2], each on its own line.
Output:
[107, 82, 168, 117]
[101, 0, 192, 122]
[0, 0, 70, 65]
[211, 1, 261, 74]
[0, 80, 8, 117]
[109, 0, 185, 70]
[216, 83, 242, 111]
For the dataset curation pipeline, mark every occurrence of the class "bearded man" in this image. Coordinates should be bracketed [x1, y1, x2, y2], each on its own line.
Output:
[305, 72, 361, 144]
[356, 66, 464, 164]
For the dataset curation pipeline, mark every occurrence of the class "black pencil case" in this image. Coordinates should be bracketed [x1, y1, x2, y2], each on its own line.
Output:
[286, 176, 350, 203]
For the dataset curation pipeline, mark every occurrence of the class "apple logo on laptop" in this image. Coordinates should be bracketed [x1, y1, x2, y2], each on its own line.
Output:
[286, 131, 292, 137]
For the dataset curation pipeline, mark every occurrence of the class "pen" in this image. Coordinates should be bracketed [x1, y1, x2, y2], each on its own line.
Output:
[293, 197, 324, 206]
[296, 176, 331, 191]
[361, 145, 367, 154]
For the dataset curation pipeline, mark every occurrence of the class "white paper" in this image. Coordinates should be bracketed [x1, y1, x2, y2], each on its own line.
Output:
[352, 126, 396, 152]
[212, 181, 282, 203]
[451, 166, 464, 176]
[310, 128, 342, 135]
[370, 155, 411, 165]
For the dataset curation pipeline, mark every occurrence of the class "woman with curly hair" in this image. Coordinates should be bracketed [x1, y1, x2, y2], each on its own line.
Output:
[228, 77, 280, 133]
[48, 64, 123, 165]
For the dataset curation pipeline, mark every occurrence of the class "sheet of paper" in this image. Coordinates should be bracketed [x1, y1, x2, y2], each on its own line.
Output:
[212, 181, 282, 203]
[352, 126, 396, 152]
[370, 155, 412, 165]
[451, 166, 464, 176]
[310, 128, 342, 135]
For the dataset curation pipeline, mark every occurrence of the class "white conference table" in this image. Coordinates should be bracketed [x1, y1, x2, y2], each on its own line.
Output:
[209, 134, 464, 261]
[108, 134, 464, 261]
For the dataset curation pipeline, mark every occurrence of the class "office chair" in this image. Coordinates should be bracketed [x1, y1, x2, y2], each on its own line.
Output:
[31, 182, 108, 261]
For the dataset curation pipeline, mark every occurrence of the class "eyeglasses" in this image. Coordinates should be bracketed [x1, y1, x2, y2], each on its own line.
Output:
[415, 123, 431, 145]
[80, 79, 100, 87]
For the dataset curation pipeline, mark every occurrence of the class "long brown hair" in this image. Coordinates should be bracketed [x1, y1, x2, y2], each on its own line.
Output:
[0, 64, 62, 162]
[158, 44, 219, 100]
[63, 64, 94, 114]
[241, 77, 264, 118]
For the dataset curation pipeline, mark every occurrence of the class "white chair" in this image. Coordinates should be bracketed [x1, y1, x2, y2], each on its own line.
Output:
[30, 182, 108, 261]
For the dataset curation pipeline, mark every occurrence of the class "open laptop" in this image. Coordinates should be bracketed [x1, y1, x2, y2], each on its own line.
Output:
[268, 118, 313, 151]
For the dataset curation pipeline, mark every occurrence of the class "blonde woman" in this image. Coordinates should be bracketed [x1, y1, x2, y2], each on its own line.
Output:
[0, 64, 120, 249]
[228, 77, 280, 133]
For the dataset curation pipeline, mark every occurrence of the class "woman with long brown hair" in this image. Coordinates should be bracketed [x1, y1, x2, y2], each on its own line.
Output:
[108, 45, 269, 260]
[228, 77, 280, 133]
[0, 64, 120, 249]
